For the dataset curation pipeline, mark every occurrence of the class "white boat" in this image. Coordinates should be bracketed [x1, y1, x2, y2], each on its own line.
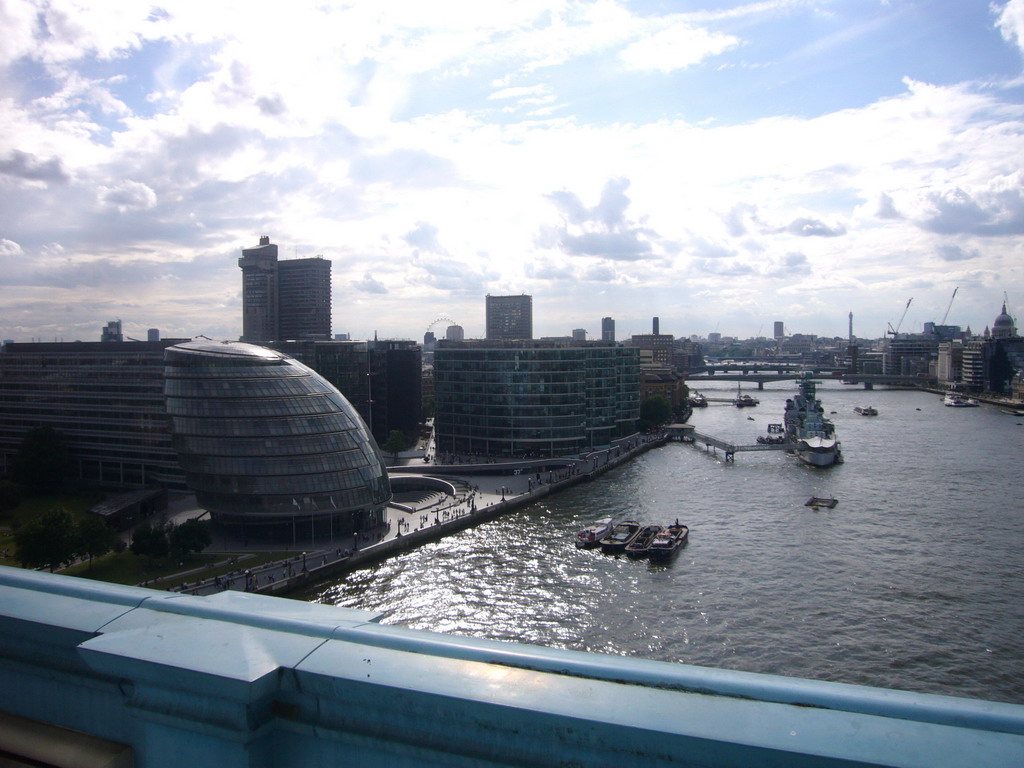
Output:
[784, 376, 841, 467]
[575, 517, 614, 548]
[943, 392, 980, 408]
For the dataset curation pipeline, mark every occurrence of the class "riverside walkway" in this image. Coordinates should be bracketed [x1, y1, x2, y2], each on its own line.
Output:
[168, 433, 667, 597]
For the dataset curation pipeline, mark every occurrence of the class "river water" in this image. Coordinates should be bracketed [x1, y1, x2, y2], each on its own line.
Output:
[306, 381, 1024, 704]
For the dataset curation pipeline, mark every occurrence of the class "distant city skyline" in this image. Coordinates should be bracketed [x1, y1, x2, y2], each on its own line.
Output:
[7, 301, 1016, 347]
[1, 2, 1023, 343]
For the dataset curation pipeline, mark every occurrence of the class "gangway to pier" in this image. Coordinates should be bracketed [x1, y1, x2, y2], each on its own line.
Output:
[689, 430, 795, 462]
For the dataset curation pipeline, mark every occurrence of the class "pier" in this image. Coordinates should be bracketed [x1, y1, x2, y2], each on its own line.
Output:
[666, 424, 792, 462]
[691, 431, 794, 462]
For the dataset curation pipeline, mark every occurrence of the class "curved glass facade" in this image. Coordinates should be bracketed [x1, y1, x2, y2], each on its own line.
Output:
[164, 341, 391, 534]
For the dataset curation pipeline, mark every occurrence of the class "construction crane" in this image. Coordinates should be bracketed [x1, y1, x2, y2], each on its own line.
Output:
[941, 287, 958, 325]
[886, 297, 913, 336]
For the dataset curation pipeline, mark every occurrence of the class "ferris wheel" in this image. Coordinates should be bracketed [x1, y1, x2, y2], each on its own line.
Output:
[424, 316, 460, 337]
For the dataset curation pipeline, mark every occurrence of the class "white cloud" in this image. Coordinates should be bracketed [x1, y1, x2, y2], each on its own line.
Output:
[994, 0, 1024, 54]
[0, 238, 24, 257]
[98, 180, 157, 212]
[620, 22, 739, 72]
[353, 272, 388, 294]
[0, 1, 1022, 341]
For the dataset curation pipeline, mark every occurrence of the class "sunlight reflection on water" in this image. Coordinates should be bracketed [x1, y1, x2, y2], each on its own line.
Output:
[305, 383, 1024, 704]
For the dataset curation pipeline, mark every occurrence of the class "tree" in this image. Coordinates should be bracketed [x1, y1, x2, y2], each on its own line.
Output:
[13, 505, 77, 572]
[639, 395, 673, 430]
[169, 518, 211, 558]
[130, 521, 169, 560]
[381, 429, 410, 458]
[13, 426, 73, 491]
[0, 479, 21, 512]
[75, 515, 119, 569]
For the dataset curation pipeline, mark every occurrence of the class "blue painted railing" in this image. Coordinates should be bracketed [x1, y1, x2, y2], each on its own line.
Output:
[1, 565, 1022, 767]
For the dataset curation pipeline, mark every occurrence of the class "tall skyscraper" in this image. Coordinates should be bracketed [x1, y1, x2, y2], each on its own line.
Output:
[602, 317, 615, 342]
[239, 236, 278, 342]
[485, 294, 532, 340]
[239, 235, 331, 343]
[278, 257, 331, 340]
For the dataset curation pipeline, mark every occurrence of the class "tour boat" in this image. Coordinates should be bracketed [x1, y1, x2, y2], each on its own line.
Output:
[944, 392, 979, 407]
[854, 406, 878, 416]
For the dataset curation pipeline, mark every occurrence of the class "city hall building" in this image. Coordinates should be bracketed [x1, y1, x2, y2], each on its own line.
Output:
[164, 341, 391, 538]
[433, 339, 640, 458]
[0, 337, 417, 501]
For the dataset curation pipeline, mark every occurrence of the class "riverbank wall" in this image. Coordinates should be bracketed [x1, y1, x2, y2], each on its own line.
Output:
[256, 434, 668, 598]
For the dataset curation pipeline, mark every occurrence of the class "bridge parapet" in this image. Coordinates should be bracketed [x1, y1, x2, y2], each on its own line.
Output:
[1, 566, 1022, 767]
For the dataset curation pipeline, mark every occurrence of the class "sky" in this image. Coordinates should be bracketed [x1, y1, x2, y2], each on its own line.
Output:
[2, 0, 1024, 344]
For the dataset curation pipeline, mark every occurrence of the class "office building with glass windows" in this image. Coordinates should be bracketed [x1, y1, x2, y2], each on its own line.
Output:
[433, 339, 640, 458]
[163, 340, 391, 538]
[485, 294, 533, 340]
[0, 340, 188, 487]
[268, 339, 422, 446]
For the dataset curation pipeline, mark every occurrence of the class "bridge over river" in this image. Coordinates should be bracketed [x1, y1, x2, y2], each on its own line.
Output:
[683, 370, 935, 389]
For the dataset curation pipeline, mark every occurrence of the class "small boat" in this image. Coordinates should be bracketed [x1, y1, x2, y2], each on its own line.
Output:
[647, 523, 689, 562]
[625, 525, 663, 558]
[805, 496, 838, 509]
[733, 383, 759, 408]
[576, 517, 613, 548]
[598, 520, 642, 554]
[688, 392, 708, 408]
[854, 406, 878, 416]
[943, 392, 979, 407]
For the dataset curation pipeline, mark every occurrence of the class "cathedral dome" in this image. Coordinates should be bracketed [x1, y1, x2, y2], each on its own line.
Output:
[992, 303, 1016, 339]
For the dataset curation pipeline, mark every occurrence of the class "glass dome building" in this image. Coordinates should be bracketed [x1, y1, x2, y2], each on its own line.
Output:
[164, 340, 391, 539]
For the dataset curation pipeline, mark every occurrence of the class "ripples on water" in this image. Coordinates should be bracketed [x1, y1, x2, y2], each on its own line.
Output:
[306, 383, 1024, 704]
